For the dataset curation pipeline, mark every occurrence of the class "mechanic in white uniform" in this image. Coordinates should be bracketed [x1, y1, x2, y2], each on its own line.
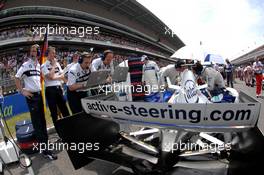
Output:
[159, 60, 186, 88]
[141, 55, 160, 93]
[67, 52, 93, 114]
[15, 44, 57, 160]
[91, 50, 114, 95]
[91, 49, 114, 74]
[63, 51, 79, 80]
[192, 62, 225, 96]
[41, 46, 70, 133]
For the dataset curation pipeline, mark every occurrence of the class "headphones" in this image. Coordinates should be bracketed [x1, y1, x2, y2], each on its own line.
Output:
[78, 52, 91, 64]
[37, 47, 41, 57]
[79, 48, 95, 63]
[78, 54, 84, 64]
[101, 50, 113, 61]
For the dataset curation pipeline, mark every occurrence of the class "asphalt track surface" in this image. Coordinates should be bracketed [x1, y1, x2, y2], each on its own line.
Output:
[4, 80, 264, 175]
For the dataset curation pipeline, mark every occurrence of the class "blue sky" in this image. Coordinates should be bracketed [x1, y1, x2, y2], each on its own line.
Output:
[137, 0, 264, 60]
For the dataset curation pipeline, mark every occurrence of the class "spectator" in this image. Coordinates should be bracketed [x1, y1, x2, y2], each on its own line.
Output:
[253, 57, 263, 97]
[243, 64, 253, 86]
[224, 59, 234, 88]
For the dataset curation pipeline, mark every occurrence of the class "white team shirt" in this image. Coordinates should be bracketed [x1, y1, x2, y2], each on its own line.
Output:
[142, 60, 159, 87]
[91, 57, 114, 74]
[41, 60, 63, 87]
[15, 58, 41, 92]
[67, 63, 91, 91]
[159, 64, 181, 86]
[63, 62, 77, 78]
[201, 67, 225, 91]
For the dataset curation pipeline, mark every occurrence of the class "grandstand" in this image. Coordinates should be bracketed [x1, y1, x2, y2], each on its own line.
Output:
[231, 44, 264, 65]
[0, 0, 184, 94]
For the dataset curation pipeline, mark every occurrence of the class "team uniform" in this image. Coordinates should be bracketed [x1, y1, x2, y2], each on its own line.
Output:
[91, 57, 114, 73]
[91, 57, 113, 95]
[67, 63, 91, 114]
[201, 67, 225, 95]
[159, 64, 181, 87]
[41, 60, 69, 133]
[142, 60, 159, 93]
[62, 62, 77, 79]
[15, 58, 48, 145]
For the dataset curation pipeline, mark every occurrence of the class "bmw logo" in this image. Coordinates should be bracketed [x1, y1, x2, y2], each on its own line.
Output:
[184, 80, 198, 103]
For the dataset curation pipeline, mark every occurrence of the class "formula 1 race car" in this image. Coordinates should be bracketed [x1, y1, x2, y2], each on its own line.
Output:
[56, 58, 263, 175]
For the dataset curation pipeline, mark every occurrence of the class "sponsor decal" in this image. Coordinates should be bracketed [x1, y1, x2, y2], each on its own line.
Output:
[81, 100, 260, 130]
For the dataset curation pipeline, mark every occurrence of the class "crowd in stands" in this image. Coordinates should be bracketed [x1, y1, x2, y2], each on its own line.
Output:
[0, 26, 167, 56]
[0, 26, 174, 95]
[0, 28, 31, 40]
[0, 53, 27, 80]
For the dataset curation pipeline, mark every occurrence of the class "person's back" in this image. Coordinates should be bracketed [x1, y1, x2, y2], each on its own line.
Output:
[142, 60, 159, 88]
[158, 64, 180, 86]
[202, 67, 225, 91]
[225, 59, 234, 88]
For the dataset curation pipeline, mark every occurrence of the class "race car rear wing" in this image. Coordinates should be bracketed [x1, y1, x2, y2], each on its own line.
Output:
[81, 90, 261, 133]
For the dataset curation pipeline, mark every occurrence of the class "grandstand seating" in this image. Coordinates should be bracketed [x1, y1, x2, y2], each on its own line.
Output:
[0, 2, 179, 95]
[0, 26, 167, 57]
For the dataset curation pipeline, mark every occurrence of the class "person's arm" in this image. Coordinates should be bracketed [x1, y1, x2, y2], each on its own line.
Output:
[62, 63, 71, 75]
[91, 64, 96, 72]
[252, 62, 256, 70]
[90, 59, 98, 72]
[15, 77, 23, 92]
[68, 83, 85, 91]
[67, 71, 85, 91]
[202, 70, 214, 91]
[155, 63, 160, 72]
[42, 63, 64, 81]
[48, 68, 64, 80]
[57, 63, 67, 83]
[154, 63, 160, 80]
[15, 66, 33, 98]
[159, 69, 168, 88]
[142, 64, 145, 83]
[110, 61, 114, 75]
[15, 78, 33, 98]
